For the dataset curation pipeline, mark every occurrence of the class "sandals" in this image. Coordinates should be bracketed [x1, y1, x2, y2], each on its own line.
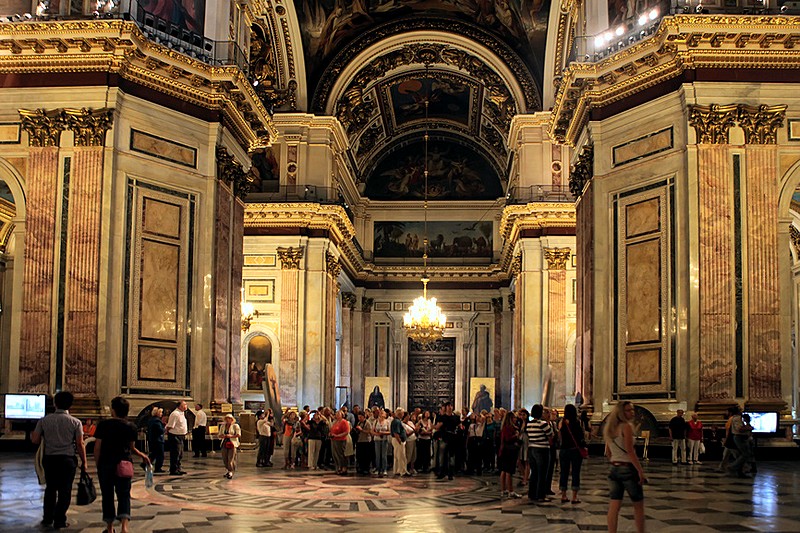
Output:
[571, 499, 582, 504]
[561, 497, 570, 503]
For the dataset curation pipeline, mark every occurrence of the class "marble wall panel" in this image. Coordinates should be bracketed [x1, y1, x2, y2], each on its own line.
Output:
[625, 348, 661, 385]
[63, 148, 103, 394]
[625, 198, 660, 238]
[144, 198, 181, 239]
[140, 239, 179, 341]
[19, 147, 59, 392]
[613, 127, 673, 167]
[697, 145, 735, 399]
[626, 239, 661, 344]
[130, 129, 197, 168]
[138, 346, 177, 381]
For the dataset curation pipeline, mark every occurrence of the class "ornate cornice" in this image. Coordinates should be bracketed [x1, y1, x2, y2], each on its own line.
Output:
[550, 15, 800, 146]
[0, 20, 277, 151]
[63, 107, 113, 147]
[19, 108, 65, 147]
[688, 104, 738, 144]
[544, 247, 572, 270]
[277, 246, 304, 269]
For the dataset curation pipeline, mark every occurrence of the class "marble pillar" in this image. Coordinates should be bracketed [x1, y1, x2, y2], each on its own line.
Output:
[324, 253, 340, 406]
[341, 292, 356, 399]
[212, 180, 233, 404]
[361, 297, 374, 383]
[278, 246, 303, 407]
[510, 273, 522, 407]
[545, 248, 570, 407]
[745, 146, 781, 400]
[230, 199, 244, 404]
[18, 109, 64, 393]
[576, 183, 593, 407]
[697, 145, 736, 401]
[492, 297, 503, 406]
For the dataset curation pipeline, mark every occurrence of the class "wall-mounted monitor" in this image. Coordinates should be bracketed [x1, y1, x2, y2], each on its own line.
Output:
[743, 411, 778, 434]
[4, 394, 46, 420]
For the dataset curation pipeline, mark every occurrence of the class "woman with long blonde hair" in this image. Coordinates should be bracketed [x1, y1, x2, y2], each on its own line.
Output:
[603, 401, 647, 533]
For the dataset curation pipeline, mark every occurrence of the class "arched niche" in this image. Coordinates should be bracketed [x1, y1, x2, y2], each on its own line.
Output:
[240, 327, 280, 401]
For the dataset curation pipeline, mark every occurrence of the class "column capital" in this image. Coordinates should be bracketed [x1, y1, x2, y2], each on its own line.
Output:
[63, 108, 113, 147]
[544, 247, 571, 270]
[342, 292, 357, 309]
[361, 297, 374, 313]
[491, 297, 503, 313]
[689, 104, 738, 144]
[19, 108, 65, 147]
[507, 292, 515, 312]
[277, 246, 304, 269]
[569, 144, 593, 199]
[326, 252, 341, 279]
[509, 254, 522, 278]
[737, 104, 786, 145]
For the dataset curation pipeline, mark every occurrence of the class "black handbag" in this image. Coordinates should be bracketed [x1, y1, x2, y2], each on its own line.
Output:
[76, 470, 97, 506]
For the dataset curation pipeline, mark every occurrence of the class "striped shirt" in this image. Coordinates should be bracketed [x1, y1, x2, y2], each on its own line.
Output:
[526, 419, 553, 448]
[34, 410, 83, 456]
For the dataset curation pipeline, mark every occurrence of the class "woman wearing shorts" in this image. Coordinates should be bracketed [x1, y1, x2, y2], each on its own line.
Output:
[603, 401, 647, 533]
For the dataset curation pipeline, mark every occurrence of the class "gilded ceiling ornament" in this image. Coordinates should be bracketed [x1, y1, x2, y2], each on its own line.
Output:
[341, 292, 357, 310]
[250, 22, 296, 113]
[361, 297, 374, 313]
[688, 104, 738, 144]
[215, 146, 254, 199]
[544, 247, 572, 270]
[737, 104, 787, 145]
[19, 108, 65, 147]
[277, 246, 304, 269]
[63, 108, 113, 147]
[569, 144, 593, 199]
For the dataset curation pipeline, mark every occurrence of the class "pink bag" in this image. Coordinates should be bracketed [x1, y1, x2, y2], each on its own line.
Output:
[116, 460, 134, 478]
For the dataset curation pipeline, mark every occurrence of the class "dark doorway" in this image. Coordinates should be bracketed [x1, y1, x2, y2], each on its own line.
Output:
[407, 338, 455, 412]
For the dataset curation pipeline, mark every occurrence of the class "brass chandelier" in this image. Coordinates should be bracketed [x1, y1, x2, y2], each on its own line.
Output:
[403, 83, 446, 346]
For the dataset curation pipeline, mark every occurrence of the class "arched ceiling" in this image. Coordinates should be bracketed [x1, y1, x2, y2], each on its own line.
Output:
[290, 1, 552, 201]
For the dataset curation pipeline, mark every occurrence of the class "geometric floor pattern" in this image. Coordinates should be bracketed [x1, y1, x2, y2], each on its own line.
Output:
[2, 449, 800, 532]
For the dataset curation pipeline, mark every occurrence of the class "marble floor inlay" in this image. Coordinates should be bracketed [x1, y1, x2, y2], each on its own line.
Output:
[1, 450, 799, 532]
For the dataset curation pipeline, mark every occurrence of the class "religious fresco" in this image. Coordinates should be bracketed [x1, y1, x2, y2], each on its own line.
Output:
[607, 0, 669, 28]
[364, 138, 503, 200]
[139, 0, 206, 34]
[373, 220, 493, 258]
[389, 77, 471, 128]
[247, 335, 273, 391]
[294, 0, 551, 86]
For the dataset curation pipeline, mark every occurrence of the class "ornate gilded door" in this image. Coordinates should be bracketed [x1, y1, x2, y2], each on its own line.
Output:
[407, 338, 455, 411]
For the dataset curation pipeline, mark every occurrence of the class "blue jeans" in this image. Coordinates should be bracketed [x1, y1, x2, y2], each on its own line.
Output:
[98, 463, 132, 523]
[374, 439, 388, 473]
[527, 447, 551, 500]
[559, 448, 584, 491]
[437, 439, 454, 479]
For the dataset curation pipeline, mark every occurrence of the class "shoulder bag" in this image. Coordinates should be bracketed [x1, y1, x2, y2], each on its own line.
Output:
[566, 422, 589, 459]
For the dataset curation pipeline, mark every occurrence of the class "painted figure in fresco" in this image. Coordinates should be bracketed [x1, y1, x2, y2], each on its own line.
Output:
[471, 384, 493, 413]
[368, 386, 386, 409]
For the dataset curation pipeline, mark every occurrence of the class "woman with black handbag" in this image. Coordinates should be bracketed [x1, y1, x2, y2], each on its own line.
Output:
[558, 403, 587, 504]
[94, 396, 151, 533]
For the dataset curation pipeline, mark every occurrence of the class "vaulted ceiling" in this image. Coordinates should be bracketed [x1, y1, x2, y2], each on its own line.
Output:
[291, 1, 551, 200]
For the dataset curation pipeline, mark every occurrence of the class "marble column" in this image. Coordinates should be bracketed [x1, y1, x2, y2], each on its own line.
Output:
[361, 297, 374, 382]
[744, 146, 780, 401]
[212, 180, 233, 404]
[341, 292, 356, 400]
[18, 109, 64, 393]
[278, 246, 303, 407]
[492, 297, 503, 406]
[509, 254, 521, 407]
[324, 253, 340, 406]
[230, 199, 244, 404]
[575, 182, 593, 407]
[697, 144, 736, 401]
[62, 108, 112, 399]
[545, 247, 571, 407]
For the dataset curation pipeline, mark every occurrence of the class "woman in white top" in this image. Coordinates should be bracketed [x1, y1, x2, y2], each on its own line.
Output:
[603, 401, 647, 533]
[415, 411, 433, 473]
[218, 414, 241, 479]
[372, 410, 391, 477]
[402, 412, 417, 475]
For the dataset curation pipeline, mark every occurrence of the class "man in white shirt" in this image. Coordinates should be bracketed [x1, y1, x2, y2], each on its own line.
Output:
[256, 410, 273, 467]
[165, 400, 188, 475]
[192, 403, 208, 458]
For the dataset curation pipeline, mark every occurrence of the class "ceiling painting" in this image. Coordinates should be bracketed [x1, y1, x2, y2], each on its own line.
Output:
[364, 136, 503, 201]
[374, 220, 494, 259]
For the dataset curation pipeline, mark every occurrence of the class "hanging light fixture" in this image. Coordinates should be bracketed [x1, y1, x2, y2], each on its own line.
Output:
[241, 287, 258, 332]
[404, 74, 446, 345]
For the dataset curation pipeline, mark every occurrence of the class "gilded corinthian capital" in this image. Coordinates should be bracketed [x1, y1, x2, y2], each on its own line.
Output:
[544, 247, 572, 270]
[277, 246, 304, 269]
[19, 108, 66, 147]
[688, 104, 738, 144]
[737, 104, 787, 145]
[63, 108, 114, 147]
[326, 252, 341, 279]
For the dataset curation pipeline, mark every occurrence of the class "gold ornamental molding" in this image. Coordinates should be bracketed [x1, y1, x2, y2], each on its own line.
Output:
[689, 103, 787, 144]
[688, 104, 739, 144]
[276, 246, 304, 269]
[326, 252, 342, 279]
[499, 203, 577, 241]
[550, 15, 800, 146]
[63, 108, 113, 147]
[790, 224, 800, 258]
[19, 108, 65, 147]
[544, 247, 572, 270]
[0, 20, 277, 151]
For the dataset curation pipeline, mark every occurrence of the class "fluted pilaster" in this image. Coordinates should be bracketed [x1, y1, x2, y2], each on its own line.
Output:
[278, 246, 303, 406]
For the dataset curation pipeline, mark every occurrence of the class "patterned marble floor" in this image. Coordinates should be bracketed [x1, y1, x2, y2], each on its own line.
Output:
[2, 449, 799, 532]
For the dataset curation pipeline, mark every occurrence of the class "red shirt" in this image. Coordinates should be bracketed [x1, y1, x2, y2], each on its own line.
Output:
[687, 420, 703, 440]
[331, 419, 350, 441]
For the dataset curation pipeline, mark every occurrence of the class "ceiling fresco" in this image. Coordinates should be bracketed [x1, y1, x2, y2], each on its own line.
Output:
[363, 135, 504, 201]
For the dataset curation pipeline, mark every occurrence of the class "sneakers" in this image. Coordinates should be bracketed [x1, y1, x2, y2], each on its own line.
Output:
[509, 492, 522, 499]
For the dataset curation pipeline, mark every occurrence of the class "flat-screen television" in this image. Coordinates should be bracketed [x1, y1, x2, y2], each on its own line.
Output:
[4, 394, 46, 420]
[743, 411, 778, 434]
